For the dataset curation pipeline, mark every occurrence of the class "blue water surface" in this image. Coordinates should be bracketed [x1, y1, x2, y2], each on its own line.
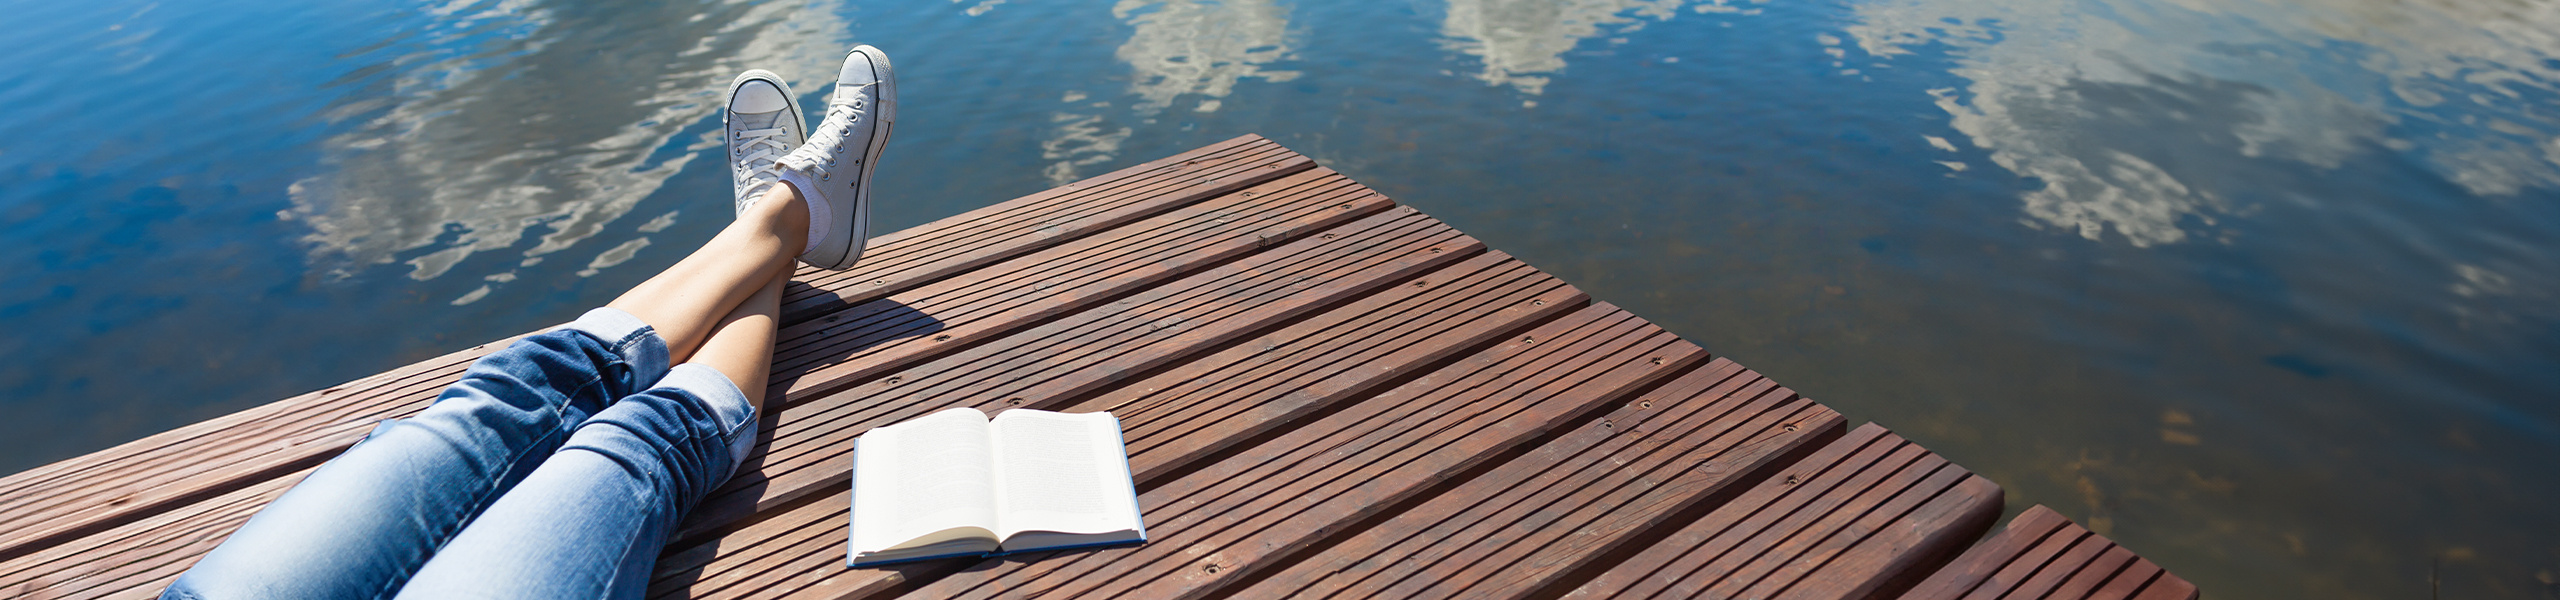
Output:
[2, 0, 2556, 596]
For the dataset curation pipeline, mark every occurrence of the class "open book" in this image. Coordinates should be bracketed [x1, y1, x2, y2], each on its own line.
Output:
[847, 407, 1147, 566]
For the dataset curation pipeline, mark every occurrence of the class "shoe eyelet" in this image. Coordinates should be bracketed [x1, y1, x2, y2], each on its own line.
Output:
[822, 174, 831, 181]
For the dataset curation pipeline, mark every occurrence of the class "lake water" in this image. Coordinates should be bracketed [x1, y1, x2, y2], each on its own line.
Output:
[3, 0, 2555, 596]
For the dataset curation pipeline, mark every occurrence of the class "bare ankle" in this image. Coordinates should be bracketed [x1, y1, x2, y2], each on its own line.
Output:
[758, 183, 813, 254]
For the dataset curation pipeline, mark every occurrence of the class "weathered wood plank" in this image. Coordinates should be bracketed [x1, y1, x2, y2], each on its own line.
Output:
[1902, 505, 2198, 600]
[0, 134, 1313, 563]
[748, 213, 1479, 510]
[675, 191, 1424, 542]
[779, 134, 1312, 321]
[0, 337, 504, 566]
[650, 248, 1586, 600]
[1087, 253, 1583, 483]
[0, 132, 1298, 541]
[0, 136, 2208, 600]
[1736, 460, 1998, 599]
[760, 168, 1384, 402]
[2045, 546, 2140, 600]
[1229, 359, 1848, 599]
[898, 304, 1705, 600]
[1563, 423, 2002, 600]
[0, 468, 312, 599]
[0, 165, 1391, 600]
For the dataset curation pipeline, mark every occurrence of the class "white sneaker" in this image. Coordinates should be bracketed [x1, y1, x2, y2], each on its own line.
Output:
[723, 70, 806, 219]
[775, 45, 896, 270]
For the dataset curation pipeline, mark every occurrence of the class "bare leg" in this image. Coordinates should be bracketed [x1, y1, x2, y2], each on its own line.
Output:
[688, 260, 787, 410]
[607, 184, 808, 364]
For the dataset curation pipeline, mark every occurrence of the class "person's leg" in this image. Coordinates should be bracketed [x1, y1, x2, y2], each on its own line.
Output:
[162, 308, 680, 600]
[605, 184, 806, 365]
[165, 68, 830, 600]
[397, 267, 784, 599]
[689, 261, 786, 406]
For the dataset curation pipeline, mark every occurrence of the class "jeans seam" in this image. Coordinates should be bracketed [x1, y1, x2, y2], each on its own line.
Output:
[615, 325, 659, 377]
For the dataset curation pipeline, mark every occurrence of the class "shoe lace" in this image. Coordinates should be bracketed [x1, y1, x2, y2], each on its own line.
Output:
[734, 125, 792, 212]
[779, 82, 877, 177]
[735, 126, 793, 175]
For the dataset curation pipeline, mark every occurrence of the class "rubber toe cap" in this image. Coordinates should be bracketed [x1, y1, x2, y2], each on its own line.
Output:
[730, 80, 791, 113]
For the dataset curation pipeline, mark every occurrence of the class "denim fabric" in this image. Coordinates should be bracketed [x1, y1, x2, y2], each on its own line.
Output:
[162, 308, 758, 600]
[398, 365, 755, 599]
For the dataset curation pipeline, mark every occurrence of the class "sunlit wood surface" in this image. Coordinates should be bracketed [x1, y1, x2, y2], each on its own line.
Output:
[0, 135, 2196, 600]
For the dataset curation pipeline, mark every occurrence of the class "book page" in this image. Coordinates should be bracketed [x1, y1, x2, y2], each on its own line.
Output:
[850, 407, 1002, 554]
[989, 409, 1143, 541]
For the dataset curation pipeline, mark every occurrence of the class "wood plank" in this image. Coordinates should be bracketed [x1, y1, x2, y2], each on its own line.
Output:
[0, 134, 1315, 563]
[744, 214, 1479, 512]
[0, 133, 1300, 551]
[1968, 518, 2088, 599]
[1899, 503, 2072, 599]
[1562, 423, 2002, 600]
[0, 336, 511, 565]
[778, 134, 1313, 321]
[2045, 546, 2139, 600]
[898, 304, 1706, 600]
[648, 251, 1589, 600]
[2130, 570, 2200, 600]
[674, 192, 1427, 542]
[1, 136, 2210, 600]
[2005, 529, 2115, 599]
[1739, 463, 1999, 599]
[760, 168, 1385, 403]
[1083, 254, 1582, 484]
[0, 468, 314, 600]
[1229, 359, 1848, 599]
[1902, 505, 2198, 600]
[2089, 560, 2166, 600]
[3, 165, 1394, 600]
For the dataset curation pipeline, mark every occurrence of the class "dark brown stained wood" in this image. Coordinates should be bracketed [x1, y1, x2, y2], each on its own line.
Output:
[647, 251, 1586, 600]
[1730, 459, 1998, 599]
[897, 303, 1707, 600]
[1080, 252, 1585, 483]
[1563, 423, 2003, 600]
[0, 136, 2205, 600]
[0, 335, 511, 565]
[735, 211, 1479, 514]
[0, 468, 313, 600]
[674, 199, 1447, 543]
[0, 167, 1405, 600]
[2003, 528, 2114, 599]
[759, 167, 1388, 404]
[1900, 502, 2071, 599]
[0, 134, 1314, 564]
[2045, 546, 2140, 600]
[1229, 358, 1848, 600]
[778, 134, 1315, 321]
[1901, 505, 2198, 600]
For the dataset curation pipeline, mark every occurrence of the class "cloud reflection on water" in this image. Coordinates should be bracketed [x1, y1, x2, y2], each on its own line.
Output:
[1040, 0, 1298, 184]
[1850, 0, 2560, 245]
[284, 0, 849, 296]
[1437, 0, 1690, 95]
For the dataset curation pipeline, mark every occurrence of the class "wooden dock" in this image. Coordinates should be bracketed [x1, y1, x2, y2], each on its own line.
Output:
[0, 135, 2197, 599]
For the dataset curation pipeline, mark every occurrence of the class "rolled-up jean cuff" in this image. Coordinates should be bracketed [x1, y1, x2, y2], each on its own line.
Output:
[564, 307, 671, 384]
[658, 363, 759, 472]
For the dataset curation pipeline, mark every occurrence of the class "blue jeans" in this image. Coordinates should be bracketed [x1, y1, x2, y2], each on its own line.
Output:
[163, 308, 758, 600]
